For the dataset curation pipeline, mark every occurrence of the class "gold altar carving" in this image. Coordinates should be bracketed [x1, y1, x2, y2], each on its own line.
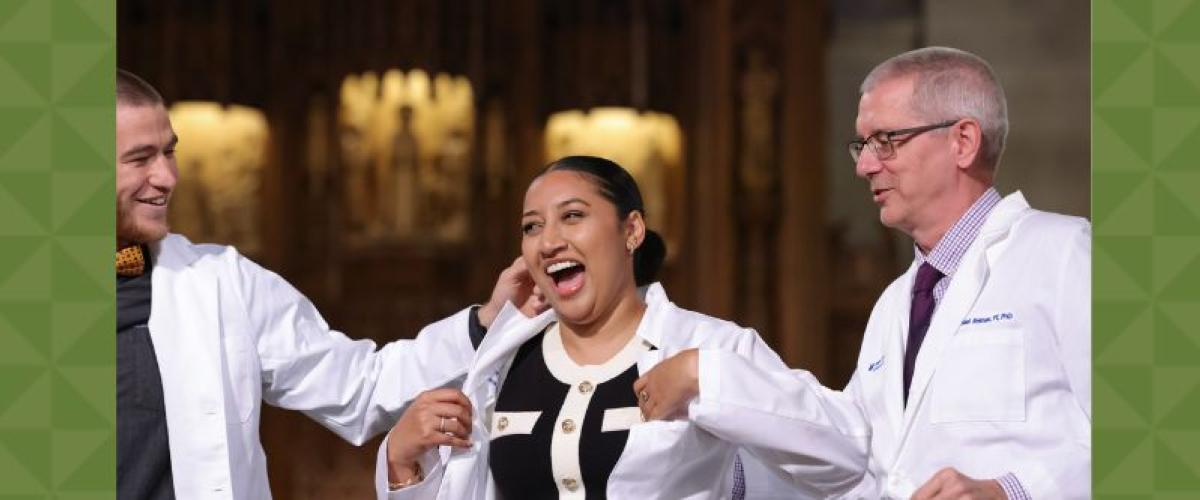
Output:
[167, 102, 269, 255]
[338, 69, 476, 245]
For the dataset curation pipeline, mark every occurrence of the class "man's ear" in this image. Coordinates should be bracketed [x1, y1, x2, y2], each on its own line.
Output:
[952, 118, 984, 170]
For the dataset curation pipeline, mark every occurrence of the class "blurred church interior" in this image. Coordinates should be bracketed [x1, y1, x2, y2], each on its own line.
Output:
[118, 0, 1089, 496]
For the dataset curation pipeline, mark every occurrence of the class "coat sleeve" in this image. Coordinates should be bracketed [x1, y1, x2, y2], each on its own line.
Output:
[231, 253, 477, 445]
[1008, 220, 1091, 498]
[687, 326, 871, 498]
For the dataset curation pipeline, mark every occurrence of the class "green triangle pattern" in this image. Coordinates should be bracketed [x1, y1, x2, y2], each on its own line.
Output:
[50, 430, 111, 490]
[0, 429, 50, 488]
[1155, 308, 1200, 365]
[1094, 172, 1151, 227]
[1095, 105, 1154, 172]
[1, 0, 113, 496]
[51, 238, 109, 299]
[1095, 43, 1150, 97]
[54, 179, 112, 235]
[1159, 376, 1200, 428]
[50, 371, 106, 429]
[70, 0, 114, 39]
[1152, 366, 1200, 426]
[0, 371, 49, 428]
[1160, 0, 1200, 41]
[52, 45, 111, 105]
[55, 367, 112, 427]
[51, 112, 109, 171]
[1154, 49, 1200, 105]
[1098, 237, 1153, 293]
[0, 365, 45, 414]
[48, 243, 105, 300]
[49, 0, 107, 42]
[0, 300, 49, 359]
[0, 236, 44, 283]
[1095, 0, 1154, 41]
[0, 107, 42, 161]
[0, 317, 47, 365]
[1114, 0, 1155, 35]
[1098, 108, 1155, 164]
[1154, 179, 1200, 235]
[0, 42, 47, 100]
[0, 2, 26, 26]
[1156, 435, 1200, 489]
[1095, 430, 1152, 490]
[0, 240, 48, 300]
[1096, 300, 1151, 355]
[52, 172, 110, 233]
[1096, 48, 1154, 107]
[54, 108, 113, 167]
[1100, 365, 1155, 424]
[0, 172, 49, 230]
[1156, 115, 1200, 172]
[0, 0, 49, 42]
[1153, 236, 1200, 295]
[1097, 304, 1155, 365]
[1159, 252, 1200, 299]
[0, 111, 49, 173]
[54, 305, 112, 365]
[51, 172, 110, 234]
[56, 431, 113, 490]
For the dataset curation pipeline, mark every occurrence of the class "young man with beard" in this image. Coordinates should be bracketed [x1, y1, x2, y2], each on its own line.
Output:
[115, 69, 489, 500]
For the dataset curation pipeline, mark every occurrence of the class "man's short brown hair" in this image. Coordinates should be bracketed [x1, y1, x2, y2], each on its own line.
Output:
[116, 69, 163, 106]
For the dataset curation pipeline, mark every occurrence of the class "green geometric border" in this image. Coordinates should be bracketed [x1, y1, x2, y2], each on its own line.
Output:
[0, 0, 115, 497]
[1094, 0, 1200, 496]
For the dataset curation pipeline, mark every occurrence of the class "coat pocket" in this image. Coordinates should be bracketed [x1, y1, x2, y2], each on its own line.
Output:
[930, 328, 1025, 423]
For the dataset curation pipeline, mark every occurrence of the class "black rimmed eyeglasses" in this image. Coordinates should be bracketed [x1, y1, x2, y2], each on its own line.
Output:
[848, 119, 959, 162]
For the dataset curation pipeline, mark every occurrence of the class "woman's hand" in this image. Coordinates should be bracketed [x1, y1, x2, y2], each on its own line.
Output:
[385, 388, 474, 485]
[633, 348, 700, 420]
[478, 257, 549, 327]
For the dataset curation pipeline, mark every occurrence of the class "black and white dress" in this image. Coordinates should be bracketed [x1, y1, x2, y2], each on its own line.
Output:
[488, 323, 654, 499]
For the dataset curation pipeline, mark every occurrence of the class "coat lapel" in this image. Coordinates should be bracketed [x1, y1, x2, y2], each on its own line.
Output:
[146, 235, 227, 476]
[897, 192, 1030, 440]
[883, 262, 918, 440]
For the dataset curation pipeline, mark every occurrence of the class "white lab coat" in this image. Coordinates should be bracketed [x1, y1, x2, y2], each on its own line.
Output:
[146, 234, 476, 499]
[689, 192, 1091, 499]
[375, 284, 833, 499]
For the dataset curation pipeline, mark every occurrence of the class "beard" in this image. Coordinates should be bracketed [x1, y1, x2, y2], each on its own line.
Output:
[117, 200, 170, 246]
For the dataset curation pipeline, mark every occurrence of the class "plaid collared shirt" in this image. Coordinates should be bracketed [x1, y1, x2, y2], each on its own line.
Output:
[913, 187, 1030, 499]
[915, 187, 1002, 306]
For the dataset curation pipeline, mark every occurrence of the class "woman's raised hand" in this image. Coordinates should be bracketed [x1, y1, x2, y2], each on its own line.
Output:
[478, 257, 548, 327]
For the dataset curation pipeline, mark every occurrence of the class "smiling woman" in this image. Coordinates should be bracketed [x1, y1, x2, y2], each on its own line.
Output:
[373, 156, 854, 500]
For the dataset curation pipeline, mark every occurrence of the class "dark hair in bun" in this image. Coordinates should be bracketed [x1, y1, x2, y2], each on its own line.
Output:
[541, 155, 666, 287]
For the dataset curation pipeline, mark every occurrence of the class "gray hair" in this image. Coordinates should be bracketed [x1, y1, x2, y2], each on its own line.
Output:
[861, 47, 1008, 169]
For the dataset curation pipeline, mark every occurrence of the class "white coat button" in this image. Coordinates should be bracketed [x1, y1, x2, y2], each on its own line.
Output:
[561, 419, 576, 433]
[497, 416, 509, 431]
[578, 381, 593, 394]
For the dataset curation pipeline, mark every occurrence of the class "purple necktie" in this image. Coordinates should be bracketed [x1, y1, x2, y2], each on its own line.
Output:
[903, 262, 943, 404]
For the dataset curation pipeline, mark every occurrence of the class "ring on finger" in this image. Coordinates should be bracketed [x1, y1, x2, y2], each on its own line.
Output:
[439, 416, 447, 433]
[638, 390, 649, 403]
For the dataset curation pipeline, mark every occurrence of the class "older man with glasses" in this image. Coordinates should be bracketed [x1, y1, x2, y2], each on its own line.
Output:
[636, 47, 1091, 499]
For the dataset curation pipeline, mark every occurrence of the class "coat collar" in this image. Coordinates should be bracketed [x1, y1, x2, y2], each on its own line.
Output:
[894, 191, 1031, 442]
[462, 283, 672, 400]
